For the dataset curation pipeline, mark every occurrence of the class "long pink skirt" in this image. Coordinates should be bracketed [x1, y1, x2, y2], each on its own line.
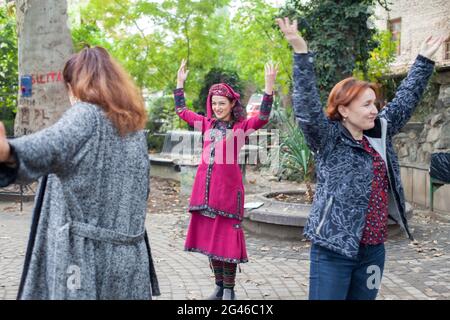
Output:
[184, 211, 248, 263]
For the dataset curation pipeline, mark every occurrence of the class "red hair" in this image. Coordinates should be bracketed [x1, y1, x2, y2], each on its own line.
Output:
[326, 77, 381, 121]
[63, 46, 147, 136]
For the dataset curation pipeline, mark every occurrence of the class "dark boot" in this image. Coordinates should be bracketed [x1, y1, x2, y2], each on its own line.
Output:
[222, 288, 237, 300]
[206, 285, 224, 300]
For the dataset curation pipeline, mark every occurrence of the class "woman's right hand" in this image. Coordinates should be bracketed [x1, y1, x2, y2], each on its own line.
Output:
[177, 59, 189, 89]
[276, 17, 308, 54]
[0, 122, 12, 163]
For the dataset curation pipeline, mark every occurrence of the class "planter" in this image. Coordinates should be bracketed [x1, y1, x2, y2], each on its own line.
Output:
[244, 190, 413, 240]
[177, 161, 199, 196]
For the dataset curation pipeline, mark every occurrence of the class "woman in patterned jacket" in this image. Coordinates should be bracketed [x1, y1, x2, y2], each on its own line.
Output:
[174, 59, 278, 300]
[277, 17, 445, 300]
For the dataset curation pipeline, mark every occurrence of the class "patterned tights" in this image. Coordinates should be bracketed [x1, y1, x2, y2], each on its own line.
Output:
[210, 258, 237, 289]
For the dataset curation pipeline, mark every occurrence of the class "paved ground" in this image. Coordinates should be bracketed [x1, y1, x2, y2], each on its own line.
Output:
[0, 170, 449, 300]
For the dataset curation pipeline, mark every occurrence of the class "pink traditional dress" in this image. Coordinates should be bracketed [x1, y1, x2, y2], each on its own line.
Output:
[173, 84, 273, 263]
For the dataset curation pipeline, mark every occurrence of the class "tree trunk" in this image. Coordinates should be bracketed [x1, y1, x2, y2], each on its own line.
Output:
[14, 0, 73, 136]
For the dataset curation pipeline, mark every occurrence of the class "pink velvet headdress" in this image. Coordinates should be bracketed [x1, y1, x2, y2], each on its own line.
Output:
[206, 83, 246, 122]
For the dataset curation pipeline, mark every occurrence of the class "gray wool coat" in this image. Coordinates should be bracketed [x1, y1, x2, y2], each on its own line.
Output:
[0, 102, 160, 300]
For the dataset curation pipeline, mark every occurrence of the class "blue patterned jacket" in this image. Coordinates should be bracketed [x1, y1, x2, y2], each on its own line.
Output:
[293, 53, 435, 258]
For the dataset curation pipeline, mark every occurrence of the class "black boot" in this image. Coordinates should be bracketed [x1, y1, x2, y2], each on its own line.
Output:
[206, 284, 224, 300]
[222, 288, 237, 300]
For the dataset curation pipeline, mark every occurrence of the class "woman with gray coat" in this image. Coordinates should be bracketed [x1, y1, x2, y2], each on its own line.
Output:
[277, 17, 445, 300]
[0, 46, 159, 299]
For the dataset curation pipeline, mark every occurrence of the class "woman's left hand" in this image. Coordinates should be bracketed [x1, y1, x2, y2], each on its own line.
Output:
[419, 36, 446, 60]
[177, 59, 189, 89]
[264, 62, 279, 95]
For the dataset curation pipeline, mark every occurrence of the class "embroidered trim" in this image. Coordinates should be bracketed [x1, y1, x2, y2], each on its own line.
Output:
[203, 120, 232, 205]
[262, 93, 273, 102]
[208, 84, 236, 99]
[174, 88, 187, 114]
[174, 88, 185, 96]
[237, 191, 241, 216]
[210, 120, 235, 142]
[259, 94, 273, 113]
[185, 247, 248, 264]
[204, 145, 215, 203]
[257, 93, 273, 121]
[189, 205, 243, 221]
[192, 118, 244, 222]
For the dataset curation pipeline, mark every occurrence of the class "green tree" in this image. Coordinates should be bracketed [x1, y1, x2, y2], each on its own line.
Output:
[354, 30, 397, 84]
[280, 0, 390, 102]
[71, 23, 111, 52]
[71, 0, 231, 97]
[70, 0, 295, 97]
[0, 6, 18, 114]
[0, 5, 18, 135]
[221, 0, 293, 96]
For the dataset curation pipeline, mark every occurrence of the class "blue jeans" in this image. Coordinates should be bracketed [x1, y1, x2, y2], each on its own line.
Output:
[309, 243, 386, 300]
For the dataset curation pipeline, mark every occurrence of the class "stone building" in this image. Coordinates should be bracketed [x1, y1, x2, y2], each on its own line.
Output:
[374, 0, 450, 215]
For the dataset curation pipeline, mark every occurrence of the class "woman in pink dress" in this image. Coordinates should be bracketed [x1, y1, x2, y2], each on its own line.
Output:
[174, 59, 278, 300]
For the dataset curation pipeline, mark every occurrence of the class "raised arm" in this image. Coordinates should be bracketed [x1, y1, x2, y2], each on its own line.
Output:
[0, 123, 17, 186]
[174, 59, 207, 132]
[0, 103, 97, 186]
[379, 36, 445, 136]
[243, 62, 278, 131]
[276, 17, 331, 153]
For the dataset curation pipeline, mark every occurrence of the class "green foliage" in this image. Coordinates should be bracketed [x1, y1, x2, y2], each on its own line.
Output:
[146, 130, 165, 153]
[69, 0, 296, 134]
[70, 0, 231, 95]
[221, 0, 293, 96]
[353, 27, 439, 123]
[280, 0, 388, 103]
[146, 94, 179, 151]
[68, 0, 397, 162]
[0, 118, 14, 136]
[263, 92, 285, 130]
[71, 23, 111, 52]
[382, 73, 440, 123]
[354, 30, 397, 84]
[273, 107, 314, 182]
[412, 80, 440, 122]
[0, 6, 18, 117]
[147, 95, 178, 133]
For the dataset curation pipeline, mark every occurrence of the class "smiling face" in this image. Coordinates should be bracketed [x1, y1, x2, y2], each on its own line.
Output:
[338, 88, 379, 132]
[211, 95, 235, 122]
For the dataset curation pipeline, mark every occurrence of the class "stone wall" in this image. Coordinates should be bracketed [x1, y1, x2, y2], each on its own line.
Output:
[393, 70, 450, 213]
[394, 92, 450, 164]
[373, 0, 450, 214]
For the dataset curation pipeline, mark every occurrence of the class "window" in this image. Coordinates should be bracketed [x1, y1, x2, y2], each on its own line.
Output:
[445, 39, 450, 60]
[388, 18, 401, 55]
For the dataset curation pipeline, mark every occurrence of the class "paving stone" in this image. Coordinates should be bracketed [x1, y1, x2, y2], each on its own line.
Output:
[1, 177, 449, 300]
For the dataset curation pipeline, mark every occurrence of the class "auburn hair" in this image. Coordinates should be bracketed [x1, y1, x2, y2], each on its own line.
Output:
[326, 77, 382, 121]
[63, 46, 147, 136]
